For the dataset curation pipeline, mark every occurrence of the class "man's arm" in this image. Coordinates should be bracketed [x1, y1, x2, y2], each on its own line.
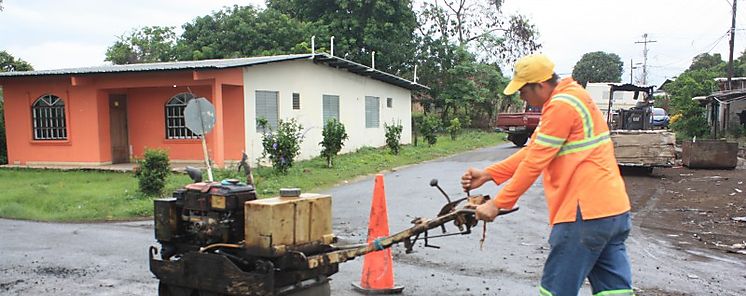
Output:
[484, 147, 528, 184]
[492, 101, 577, 209]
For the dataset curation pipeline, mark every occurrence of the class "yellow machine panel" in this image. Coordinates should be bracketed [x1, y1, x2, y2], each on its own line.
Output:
[244, 193, 333, 255]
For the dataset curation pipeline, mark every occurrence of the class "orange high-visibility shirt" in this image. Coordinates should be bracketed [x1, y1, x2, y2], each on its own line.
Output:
[486, 78, 630, 225]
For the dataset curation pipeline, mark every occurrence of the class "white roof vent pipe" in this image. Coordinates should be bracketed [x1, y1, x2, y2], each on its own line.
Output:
[331, 36, 335, 56]
[414, 65, 418, 83]
[372, 51, 376, 69]
[311, 36, 316, 55]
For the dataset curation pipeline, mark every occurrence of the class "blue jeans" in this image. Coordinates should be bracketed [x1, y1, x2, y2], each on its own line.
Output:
[539, 210, 633, 296]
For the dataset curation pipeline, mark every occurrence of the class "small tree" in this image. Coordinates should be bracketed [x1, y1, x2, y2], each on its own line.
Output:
[446, 118, 462, 140]
[134, 148, 170, 196]
[319, 118, 348, 168]
[259, 118, 304, 173]
[420, 114, 441, 145]
[384, 121, 404, 154]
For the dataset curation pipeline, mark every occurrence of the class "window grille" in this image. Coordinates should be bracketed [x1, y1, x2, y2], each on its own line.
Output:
[292, 93, 301, 110]
[32, 94, 67, 140]
[165, 93, 198, 139]
[256, 90, 279, 131]
[365, 96, 380, 128]
[322, 94, 340, 123]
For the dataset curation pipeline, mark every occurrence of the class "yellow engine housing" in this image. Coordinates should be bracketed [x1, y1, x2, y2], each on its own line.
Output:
[244, 193, 334, 256]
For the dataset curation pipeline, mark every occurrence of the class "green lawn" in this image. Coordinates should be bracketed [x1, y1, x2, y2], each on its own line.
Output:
[0, 130, 505, 221]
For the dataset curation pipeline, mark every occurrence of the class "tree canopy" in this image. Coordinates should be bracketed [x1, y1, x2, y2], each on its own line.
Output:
[663, 51, 746, 138]
[105, 26, 178, 64]
[176, 5, 324, 61]
[103, 1, 542, 128]
[267, 0, 418, 73]
[416, 0, 540, 65]
[571, 51, 623, 86]
[0, 51, 34, 72]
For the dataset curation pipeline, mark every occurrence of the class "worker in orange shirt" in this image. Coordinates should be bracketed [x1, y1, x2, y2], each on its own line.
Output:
[461, 54, 633, 296]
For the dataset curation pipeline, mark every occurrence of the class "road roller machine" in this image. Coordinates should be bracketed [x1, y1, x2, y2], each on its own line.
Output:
[149, 159, 516, 296]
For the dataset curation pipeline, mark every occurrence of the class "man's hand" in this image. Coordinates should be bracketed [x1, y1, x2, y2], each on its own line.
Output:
[461, 167, 491, 192]
[475, 201, 499, 222]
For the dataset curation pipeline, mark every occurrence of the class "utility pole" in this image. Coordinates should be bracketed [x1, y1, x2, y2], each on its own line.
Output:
[635, 33, 657, 85]
[725, 0, 737, 134]
[727, 0, 737, 89]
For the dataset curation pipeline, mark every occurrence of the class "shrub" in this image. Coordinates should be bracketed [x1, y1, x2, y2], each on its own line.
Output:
[384, 121, 403, 154]
[259, 118, 304, 174]
[670, 106, 710, 139]
[134, 148, 171, 196]
[419, 114, 441, 145]
[319, 118, 348, 168]
[446, 118, 462, 140]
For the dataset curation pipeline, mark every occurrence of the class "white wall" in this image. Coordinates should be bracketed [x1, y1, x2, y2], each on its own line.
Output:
[242, 59, 413, 164]
[586, 83, 649, 116]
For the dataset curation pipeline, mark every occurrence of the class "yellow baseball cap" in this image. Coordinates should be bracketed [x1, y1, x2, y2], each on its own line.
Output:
[503, 54, 555, 95]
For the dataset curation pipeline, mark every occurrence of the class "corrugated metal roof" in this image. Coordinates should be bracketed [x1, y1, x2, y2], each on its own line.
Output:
[0, 53, 428, 91]
[0, 54, 312, 76]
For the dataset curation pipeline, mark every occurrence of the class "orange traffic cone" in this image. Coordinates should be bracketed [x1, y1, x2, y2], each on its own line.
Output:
[352, 174, 404, 294]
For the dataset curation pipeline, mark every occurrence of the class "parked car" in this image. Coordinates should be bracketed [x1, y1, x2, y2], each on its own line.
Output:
[651, 107, 670, 129]
[495, 105, 541, 146]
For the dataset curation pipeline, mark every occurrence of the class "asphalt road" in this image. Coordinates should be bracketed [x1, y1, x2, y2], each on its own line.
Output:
[1, 143, 743, 295]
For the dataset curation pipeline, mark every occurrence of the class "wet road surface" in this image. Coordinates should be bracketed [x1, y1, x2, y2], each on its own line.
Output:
[1, 144, 744, 295]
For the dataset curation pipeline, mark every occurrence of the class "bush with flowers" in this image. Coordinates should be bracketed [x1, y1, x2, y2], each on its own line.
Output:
[258, 118, 304, 174]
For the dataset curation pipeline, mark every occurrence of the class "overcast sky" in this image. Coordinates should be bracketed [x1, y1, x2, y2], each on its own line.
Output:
[1, 0, 744, 87]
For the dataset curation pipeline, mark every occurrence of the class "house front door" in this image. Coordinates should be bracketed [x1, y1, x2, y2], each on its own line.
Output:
[109, 95, 129, 164]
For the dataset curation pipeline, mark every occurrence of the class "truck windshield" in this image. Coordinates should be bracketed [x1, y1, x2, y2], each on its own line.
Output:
[526, 105, 542, 112]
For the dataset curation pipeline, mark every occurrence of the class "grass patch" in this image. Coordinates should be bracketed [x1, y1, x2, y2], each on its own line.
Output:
[0, 130, 504, 221]
[219, 130, 505, 197]
[0, 169, 190, 222]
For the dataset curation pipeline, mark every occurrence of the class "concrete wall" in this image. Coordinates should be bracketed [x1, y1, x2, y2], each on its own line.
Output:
[243, 60, 413, 163]
[0, 70, 245, 166]
[2, 76, 108, 165]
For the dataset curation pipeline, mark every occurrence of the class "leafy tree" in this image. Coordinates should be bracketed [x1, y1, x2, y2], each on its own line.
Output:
[0, 51, 34, 72]
[414, 44, 508, 126]
[688, 53, 726, 72]
[319, 118, 348, 168]
[177, 5, 324, 60]
[413, 0, 537, 127]
[416, 0, 540, 65]
[571, 51, 623, 86]
[267, 0, 418, 73]
[666, 68, 718, 138]
[105, 26, 177, 64]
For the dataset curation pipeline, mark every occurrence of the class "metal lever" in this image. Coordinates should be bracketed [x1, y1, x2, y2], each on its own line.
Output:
[429, 179, 451, 203]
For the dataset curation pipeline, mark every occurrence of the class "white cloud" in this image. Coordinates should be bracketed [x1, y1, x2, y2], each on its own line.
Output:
[0, 0, 263, 70]
[8, 41, 108, 69]
[501, 0, 743, 85]
[2, 0, 745, 86]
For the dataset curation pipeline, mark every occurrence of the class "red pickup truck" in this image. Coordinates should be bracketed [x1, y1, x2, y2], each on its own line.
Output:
[496, 105, 541, 146]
